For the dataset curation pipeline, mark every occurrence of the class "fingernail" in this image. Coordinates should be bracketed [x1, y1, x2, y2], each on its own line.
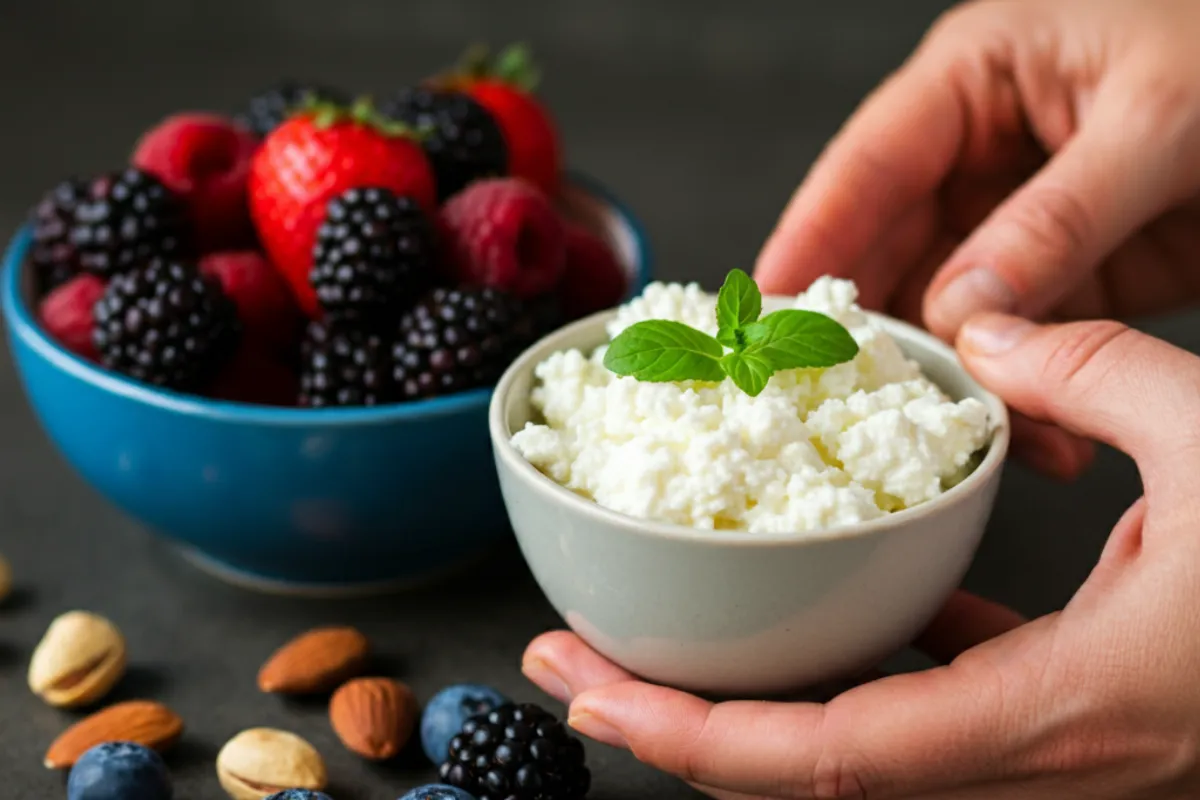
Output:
[959, 313, 1035, 355]
[931, 269, 1017, 334]
[521, 657, 572, 704]
[568, 711, 629, 749]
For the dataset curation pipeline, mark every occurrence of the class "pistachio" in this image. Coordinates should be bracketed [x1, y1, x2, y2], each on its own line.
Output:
[0, 552, 10, 603]
[216, 727, 327, 800]
[28, 610, 126, 708]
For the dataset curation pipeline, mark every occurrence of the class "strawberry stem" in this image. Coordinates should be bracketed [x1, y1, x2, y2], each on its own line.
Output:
[300, 95, 428, 140]
[454, 42, 541, 92]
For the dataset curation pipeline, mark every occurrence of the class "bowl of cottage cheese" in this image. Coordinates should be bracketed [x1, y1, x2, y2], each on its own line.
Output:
[489, 276, 1009, 695]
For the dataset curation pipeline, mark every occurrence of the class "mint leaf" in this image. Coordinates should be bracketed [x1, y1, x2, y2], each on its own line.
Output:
[604, 320, 726, 383]
[742, 310, 859, 370]
[719, 351, 774, 397]
[715, 269, 762, 350]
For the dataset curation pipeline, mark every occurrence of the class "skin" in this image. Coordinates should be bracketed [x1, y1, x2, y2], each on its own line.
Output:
[523, 1, 1200, 796]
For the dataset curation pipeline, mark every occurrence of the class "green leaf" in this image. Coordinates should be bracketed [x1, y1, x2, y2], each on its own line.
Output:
[603, 321, 726, 383]
[742, 310, 859, 370]
[719, 352, 774, 397]
[715, 269, 762, 350]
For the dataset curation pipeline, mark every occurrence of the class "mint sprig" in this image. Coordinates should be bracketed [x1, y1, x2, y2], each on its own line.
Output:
[602, 269, 859, 396]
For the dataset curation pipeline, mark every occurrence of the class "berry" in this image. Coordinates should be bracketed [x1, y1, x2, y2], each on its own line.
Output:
[263, 792, 335, 800]
[557, 225, 627, 319]
[421, 684, 510, 765]
[298, 321, 394, 408]
[237, 80, 351, 138]
[440, 179, 565, 299]
[310, 187, 435, 321]
[439, 44, 562, 197]
[392, 287, 536, 400]
[71, 167, 191, 278]
[67, 742, 172, 800]
[206, 344, 298, 406]
[29, 178, 87, 293]
[438, 702, 590, 800]
[249, 99, 437, 317]
[38, 274, 106, 362]
[93, 259, 240, 391]
[381, 87, 508, 202]
[399, 786, 476, 800]
[132, 113, 260, 251]
[200, 251, 302, 354]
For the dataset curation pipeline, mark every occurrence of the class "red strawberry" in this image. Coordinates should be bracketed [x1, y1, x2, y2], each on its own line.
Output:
[439, 44, 562, 197]
[248, 99, 437, 317]
[440, 178, 566, 298]
[558, 224, 627, 319]
[38, 273, 106, 362]
[199, 251, 301, 354]
[206, 343, 299, 406]
[132, 113, 260, 252]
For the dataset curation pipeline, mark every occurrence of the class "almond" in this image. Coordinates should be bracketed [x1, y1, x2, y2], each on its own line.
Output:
[44, 699, 183, 769]
[329, 677, 416, 760]
[256, 626, 369, 694]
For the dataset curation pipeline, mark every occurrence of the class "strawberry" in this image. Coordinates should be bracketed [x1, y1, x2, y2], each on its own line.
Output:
[437, 44, 562, 198]
[247, 98, 437, 317]
[558, 224, 627, 318]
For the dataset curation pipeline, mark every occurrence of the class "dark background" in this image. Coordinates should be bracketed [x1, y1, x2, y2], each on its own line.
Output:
[0, 1, 1172, 798]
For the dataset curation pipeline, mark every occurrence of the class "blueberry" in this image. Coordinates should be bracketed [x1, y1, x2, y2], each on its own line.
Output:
[264, 792, 336, 800]
[398, 785, 476, 800]
[67, 742, 172, 800]
[420, 684, 510, 764]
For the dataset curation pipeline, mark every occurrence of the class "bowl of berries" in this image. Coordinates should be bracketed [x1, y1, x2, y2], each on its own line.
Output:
[1, 45, 650, 593]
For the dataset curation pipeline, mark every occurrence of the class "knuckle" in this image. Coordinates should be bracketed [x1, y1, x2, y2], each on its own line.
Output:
[1003, 184, 1097, 267]
[809, 749, 871, 800]
[1041, 320, 1134, 396]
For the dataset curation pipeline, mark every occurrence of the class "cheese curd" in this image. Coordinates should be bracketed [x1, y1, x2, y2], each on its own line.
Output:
[510, 277, 994, 533]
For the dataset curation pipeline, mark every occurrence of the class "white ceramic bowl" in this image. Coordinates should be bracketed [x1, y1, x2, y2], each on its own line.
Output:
[489, 299, 1010, 696]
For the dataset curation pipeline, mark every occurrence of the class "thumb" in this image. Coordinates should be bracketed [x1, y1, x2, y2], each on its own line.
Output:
[958, 315, 1200, 496]
[923, 82, 1200, 339]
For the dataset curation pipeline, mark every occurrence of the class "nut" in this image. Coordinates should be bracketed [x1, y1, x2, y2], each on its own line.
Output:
[257, 626, 369, 694]
[44, 699, 183, 769]
[216, 727, 327, 800]
[329, 677, 417, 760]
[28, 610, 126, 708]
[0, 552, 10, 603]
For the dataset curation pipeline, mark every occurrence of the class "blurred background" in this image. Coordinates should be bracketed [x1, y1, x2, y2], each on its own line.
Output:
[0, 1, 1164, 798]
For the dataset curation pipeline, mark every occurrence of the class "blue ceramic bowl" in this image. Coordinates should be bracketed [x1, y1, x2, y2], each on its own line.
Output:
[2, 174, 651, 594]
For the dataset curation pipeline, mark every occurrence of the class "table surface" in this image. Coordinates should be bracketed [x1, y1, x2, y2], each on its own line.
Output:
[0, 1, 1186, 798]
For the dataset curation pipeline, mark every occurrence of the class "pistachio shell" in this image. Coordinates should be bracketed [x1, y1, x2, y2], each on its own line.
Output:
[28, 610, 126, 708]
[216, 727, 327, 800]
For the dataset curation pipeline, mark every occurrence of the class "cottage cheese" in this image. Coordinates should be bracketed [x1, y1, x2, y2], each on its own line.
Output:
[510, 277, 994, 534]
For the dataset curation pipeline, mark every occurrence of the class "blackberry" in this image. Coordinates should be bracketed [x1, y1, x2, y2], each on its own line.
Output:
[392, 286, 536, 400]
[93, 258, 240, 391]
[381, 87, 508, 201]
[237, 80, 351, 137]
[310, 187, 435, 321]
[29, 178, 87, 294]
[298, 321, 395, 407]
[439, 702, 590, 800]
[70, 168, 190, 278]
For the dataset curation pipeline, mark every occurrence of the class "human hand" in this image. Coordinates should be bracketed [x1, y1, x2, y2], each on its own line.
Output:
[523, 316, 1200, 799]
[752, 0, 1200, 480]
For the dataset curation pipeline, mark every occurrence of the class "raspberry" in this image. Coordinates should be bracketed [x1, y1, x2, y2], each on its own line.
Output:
[133, 114, 260, 252]
[38, 274, 106, 362]
[440, 178, 566, 299]
[206, 343, 299, 406]
[557, 224, 628, 319]
[200, 251, 302, 354]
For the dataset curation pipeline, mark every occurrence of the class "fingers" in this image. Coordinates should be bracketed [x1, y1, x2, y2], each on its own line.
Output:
[522, 631, 634, 704]
[915, 590, 1027, 664]
[925, 84, 1200, 339]
[1008, 414, 1095, 481]
[958, 315, 1200, 495]
[567, 666, 1012, 798]
[753, 59, 960, 304]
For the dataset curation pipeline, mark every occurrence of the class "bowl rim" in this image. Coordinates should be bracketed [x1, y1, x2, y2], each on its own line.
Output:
[2, 171, 653, 428]
[489, 298, 1011, 546]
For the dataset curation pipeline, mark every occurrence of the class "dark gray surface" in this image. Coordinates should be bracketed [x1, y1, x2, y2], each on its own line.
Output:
[0, 1, 1185, 798]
